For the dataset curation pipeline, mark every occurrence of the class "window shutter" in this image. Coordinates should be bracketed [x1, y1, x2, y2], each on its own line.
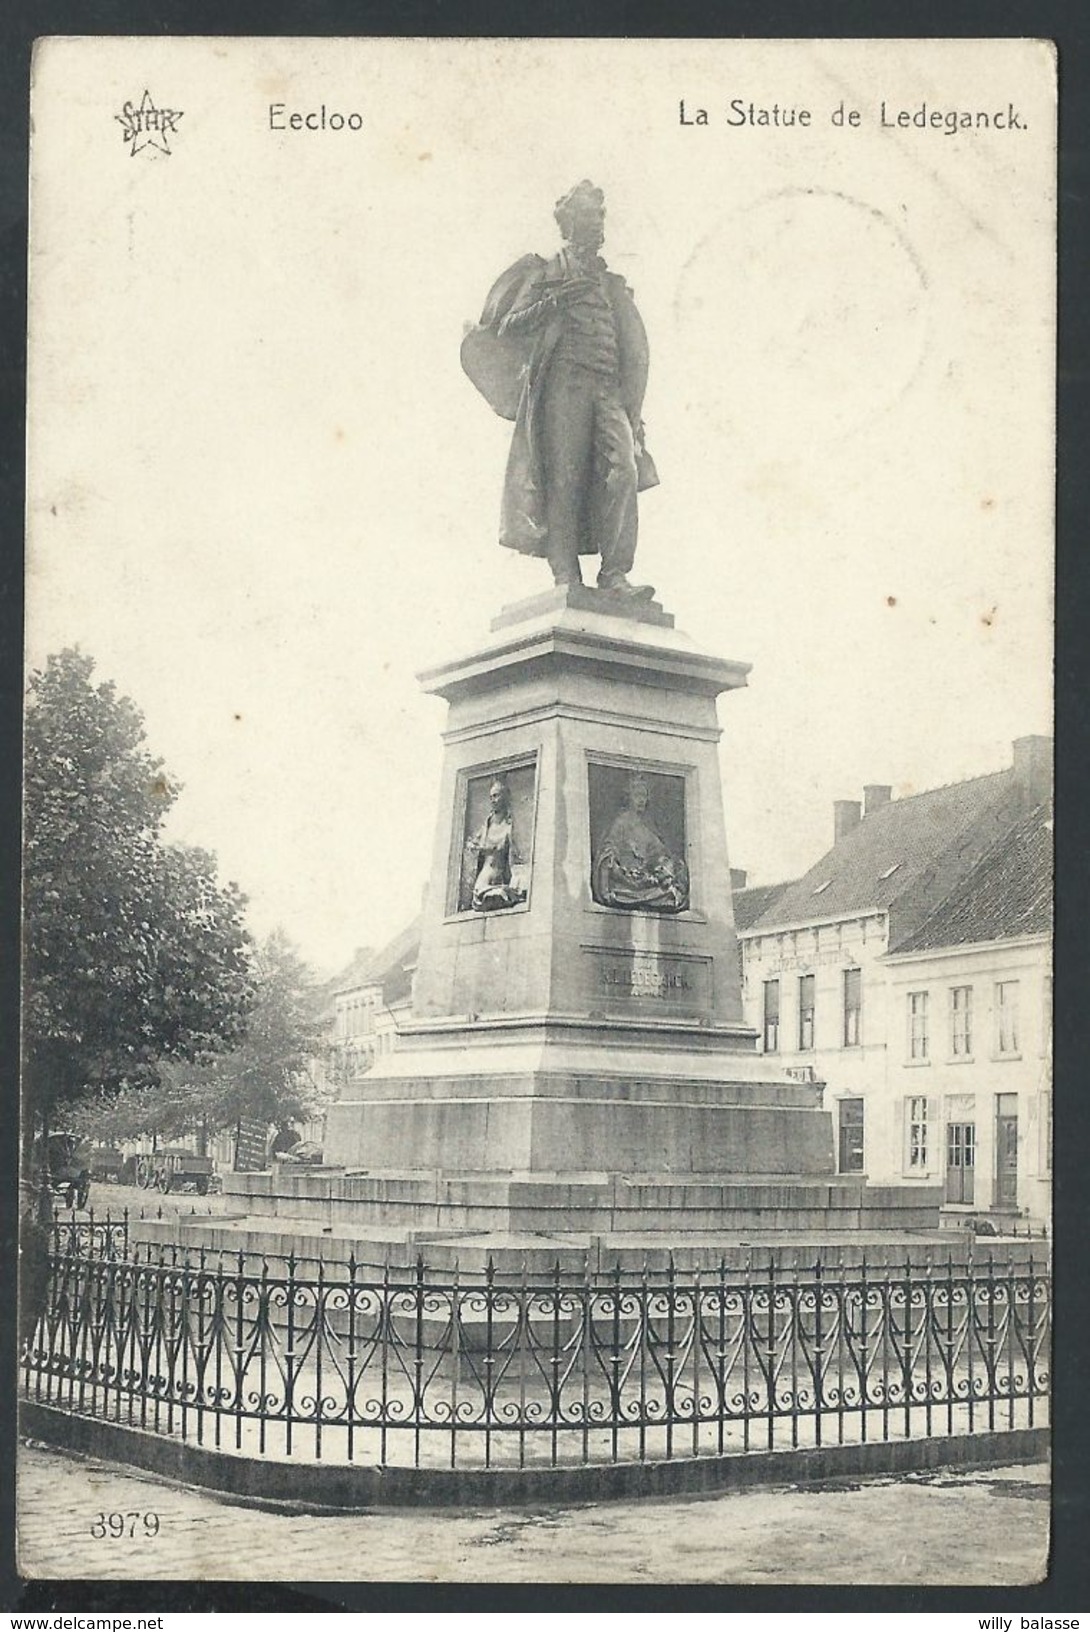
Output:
[894, 1096, 907, 1175]
[927, 1097, 940, 1176]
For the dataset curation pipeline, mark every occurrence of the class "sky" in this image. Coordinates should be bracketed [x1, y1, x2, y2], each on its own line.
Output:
[26, 37, 1055, 977]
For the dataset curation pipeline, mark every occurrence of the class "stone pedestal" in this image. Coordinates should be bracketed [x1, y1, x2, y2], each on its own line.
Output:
[323, 588, 839, 1207]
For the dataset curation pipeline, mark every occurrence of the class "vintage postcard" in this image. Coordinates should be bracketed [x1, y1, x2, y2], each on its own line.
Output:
[19, 37, 1055, 1588]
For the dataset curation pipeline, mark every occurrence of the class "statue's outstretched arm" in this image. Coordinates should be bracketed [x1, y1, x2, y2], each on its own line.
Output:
[496, 292, 559, 337]
[496, 275, 597, 337]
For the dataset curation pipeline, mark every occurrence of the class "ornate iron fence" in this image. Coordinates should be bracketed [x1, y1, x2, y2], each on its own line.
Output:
[49, 1213, 130, 1259]
[22, 1219, 1050, 1470]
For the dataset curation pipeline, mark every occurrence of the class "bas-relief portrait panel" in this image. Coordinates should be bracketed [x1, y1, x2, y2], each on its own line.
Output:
[453, 758, 537, 915]
[588, 760, 690, 914]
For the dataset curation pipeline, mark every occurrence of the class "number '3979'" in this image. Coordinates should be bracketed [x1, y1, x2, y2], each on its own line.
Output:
[90, 1512, 160, 1538]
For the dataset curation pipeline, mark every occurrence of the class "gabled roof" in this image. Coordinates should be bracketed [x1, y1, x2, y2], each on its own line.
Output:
[889, 802, 1052, 954]
[329, 945, 379, 998]
[312, 944, 375, 1018]
[732, 880, 796, 931]
[373, 914, 421, 1007]
[340, 914, 422, 1006]
[745, 768, 1015, 933]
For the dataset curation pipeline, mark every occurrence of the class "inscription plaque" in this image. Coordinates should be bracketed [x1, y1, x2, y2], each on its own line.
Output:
[583, 945, 711, 1018]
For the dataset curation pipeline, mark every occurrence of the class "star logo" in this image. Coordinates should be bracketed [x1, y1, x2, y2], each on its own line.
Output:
[115, 90, 184, 157]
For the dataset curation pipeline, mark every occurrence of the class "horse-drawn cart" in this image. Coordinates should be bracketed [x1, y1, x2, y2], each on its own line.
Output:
[134, 1148, 215, 1195]
[90, 1146, 125, 1185]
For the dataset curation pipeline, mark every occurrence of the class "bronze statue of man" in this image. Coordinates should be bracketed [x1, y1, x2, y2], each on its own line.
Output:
[462, 181, 659, 598]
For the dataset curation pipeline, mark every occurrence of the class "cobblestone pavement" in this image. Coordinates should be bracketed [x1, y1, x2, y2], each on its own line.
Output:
[17, 1441, 1049, 1586]
[75, 1183, 230, 1223]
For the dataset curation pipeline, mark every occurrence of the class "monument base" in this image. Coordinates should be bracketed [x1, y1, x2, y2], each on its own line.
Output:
[323, 1014, 835, 1177]
[298, 593, 945, 1260]
[148, 1165, 949, 1275]
[223, 1165, 943, 1242]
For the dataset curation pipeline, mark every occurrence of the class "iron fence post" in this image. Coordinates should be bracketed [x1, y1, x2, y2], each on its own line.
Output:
[413, 1254, 425, 1471]
[859, 1252, 870, 1444]
[813, 1257, 823, 1449]
[283, 1250, 295, 1459]
[346, 1253, 357, 1465]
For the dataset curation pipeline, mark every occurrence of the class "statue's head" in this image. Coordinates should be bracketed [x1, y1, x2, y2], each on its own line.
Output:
[626, 773, 650, 813]
[488, 777, 512, 817]
[555, 180, 606, 252]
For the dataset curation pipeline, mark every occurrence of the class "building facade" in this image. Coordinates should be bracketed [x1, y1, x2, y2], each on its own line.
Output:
[883, 802, 1051, 1226]
[328, 918, 420, 1090]
[737, 739, 1051, 1227]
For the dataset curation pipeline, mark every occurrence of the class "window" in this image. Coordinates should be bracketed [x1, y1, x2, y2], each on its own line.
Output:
[951, 986, 973, 1057]
[843, 968, 862, 1047]
[798, 974, 815, 1050]
[907, 1096, 930, 1170]
[1040, 1091, 1052, 1174]
[763, 980, 780, 1052]
[908, 991, 929, 1061]
[996, 980, 1020, 1054]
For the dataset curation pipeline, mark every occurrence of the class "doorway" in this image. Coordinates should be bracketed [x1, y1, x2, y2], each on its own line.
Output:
[945, 1121, 975, 1204]
[995, 1093, 1019, 1210]
[837, 1098, 865, 1172]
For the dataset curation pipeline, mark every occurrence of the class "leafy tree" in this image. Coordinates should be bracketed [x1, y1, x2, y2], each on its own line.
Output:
[166, 930, 326, 1149]
[60, 930, 326, 1159]
[22, 649, 255, 1155]
[59, 1074, 207, 1149]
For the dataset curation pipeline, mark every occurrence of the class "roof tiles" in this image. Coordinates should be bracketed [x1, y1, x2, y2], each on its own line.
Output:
[732, 880, 796, 930]
[891, 802, 1052, 953]
[747, 768, 1015, 933]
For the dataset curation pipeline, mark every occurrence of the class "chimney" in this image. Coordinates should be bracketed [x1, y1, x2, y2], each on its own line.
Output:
[730, 868, 748, 891]
[863, 784, 892, 817]
[1012, 735, 1052, 805]
[834, 799, 862, 843]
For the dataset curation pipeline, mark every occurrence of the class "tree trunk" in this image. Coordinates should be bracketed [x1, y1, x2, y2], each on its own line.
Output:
[19, 1109, 52, 1356]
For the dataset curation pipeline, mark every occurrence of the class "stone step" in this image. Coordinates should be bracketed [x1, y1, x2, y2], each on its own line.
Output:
[125, 1208, 1042, 1276]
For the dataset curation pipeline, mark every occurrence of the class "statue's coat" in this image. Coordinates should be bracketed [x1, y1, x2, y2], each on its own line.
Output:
[461, 253, 659, 558]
